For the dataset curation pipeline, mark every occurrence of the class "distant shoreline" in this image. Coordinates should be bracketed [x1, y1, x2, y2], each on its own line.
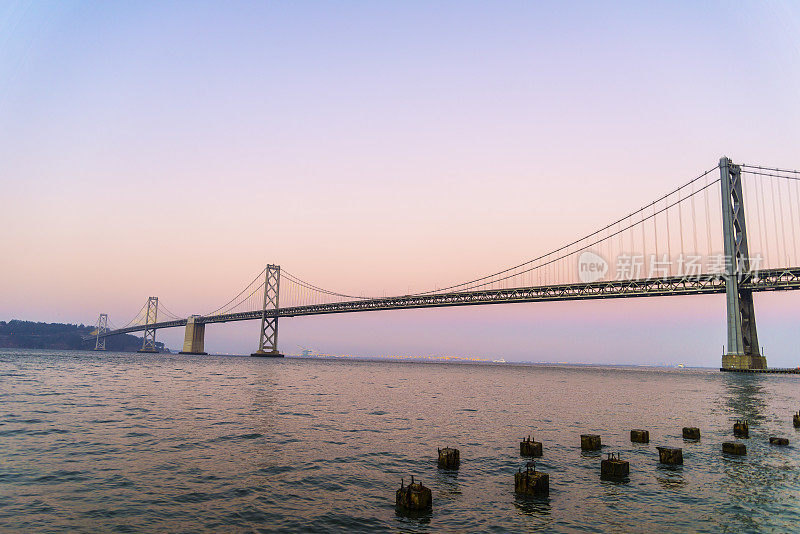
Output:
[0, 320, 169, 353]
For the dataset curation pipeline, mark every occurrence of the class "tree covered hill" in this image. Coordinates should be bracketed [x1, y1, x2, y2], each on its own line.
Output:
[0, 320, 169, 352]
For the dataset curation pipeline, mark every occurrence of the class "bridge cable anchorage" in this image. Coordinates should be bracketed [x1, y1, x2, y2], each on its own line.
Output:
[410, 166, 722, 295]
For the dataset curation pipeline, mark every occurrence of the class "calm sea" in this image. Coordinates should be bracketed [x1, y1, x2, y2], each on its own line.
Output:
[1, 349, 798, 533]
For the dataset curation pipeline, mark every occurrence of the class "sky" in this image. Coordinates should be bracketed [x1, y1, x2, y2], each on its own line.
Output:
[1, 1, 799, 366]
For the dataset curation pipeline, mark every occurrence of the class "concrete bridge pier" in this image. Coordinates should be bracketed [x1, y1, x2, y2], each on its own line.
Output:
[179, 316, 207, 355]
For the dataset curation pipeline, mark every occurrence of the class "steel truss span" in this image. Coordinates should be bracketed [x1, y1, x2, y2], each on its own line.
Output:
[98, 267, 800, 338]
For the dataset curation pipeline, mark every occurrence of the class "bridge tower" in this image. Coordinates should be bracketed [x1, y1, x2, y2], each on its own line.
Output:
[138, 296, 160, 353]
[720, 157, 765, 370]
[252, 264, 284, 357]
[94, 313, 108, 351]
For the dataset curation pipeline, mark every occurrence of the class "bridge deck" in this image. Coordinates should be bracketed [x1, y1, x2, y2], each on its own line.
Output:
[100, 267, 800, 337]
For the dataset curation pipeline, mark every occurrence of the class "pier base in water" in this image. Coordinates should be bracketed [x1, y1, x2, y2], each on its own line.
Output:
[396, 476, 432, 511]
[733, 421, 749, 438]
[722, 442, 746, 455]
[682, 427, 700, 440]
[515, 466, 549, 497]
[437, 447, 460, 470]
[657, 447, 683, 465]
[251, 350, 284, 358]
[720, 367, 799, 374]
[601, 453, 629, 480]
[520, 436, 543, 457]
[581, 434, 601, 451]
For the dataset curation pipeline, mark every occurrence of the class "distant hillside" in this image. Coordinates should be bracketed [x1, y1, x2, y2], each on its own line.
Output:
[0, 320, 169, 352]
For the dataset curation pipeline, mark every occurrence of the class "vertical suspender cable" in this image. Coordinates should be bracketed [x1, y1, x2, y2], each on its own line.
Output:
[776, 176, 790, 267]
[641, 210, 647, 269]
[629, 215, 634, 263]
[794, 179, 800, 266]
[755, 175, 767, 267]
[759, 176, 771, 268]
[691, 182, 698, 255]
[677, 187, 685, 266]
[665, 195, 672, 275]
[653, 201, 659, 270]
[769, 176, 781, 269]
[704, 176, 712, 259]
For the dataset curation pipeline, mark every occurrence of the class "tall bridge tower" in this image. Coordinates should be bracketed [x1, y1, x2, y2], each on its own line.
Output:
[94, 313, 108, 351]
[720, 157, 765, 370]
[252, 264, 284, 357]
[138, 296, 160, 353]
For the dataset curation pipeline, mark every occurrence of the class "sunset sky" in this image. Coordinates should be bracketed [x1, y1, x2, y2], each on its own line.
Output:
[2, 1, 799, 366]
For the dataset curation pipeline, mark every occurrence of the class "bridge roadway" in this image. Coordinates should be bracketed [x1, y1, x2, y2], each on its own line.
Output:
[99, 267, 800, 338]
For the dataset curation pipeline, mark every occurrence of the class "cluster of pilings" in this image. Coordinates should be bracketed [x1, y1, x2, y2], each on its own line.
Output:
[395, 413, 798, 512]
[395, 447, 460, 513]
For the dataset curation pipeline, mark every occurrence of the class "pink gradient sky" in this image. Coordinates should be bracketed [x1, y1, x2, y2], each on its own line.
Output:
[1, 1, 799, 365]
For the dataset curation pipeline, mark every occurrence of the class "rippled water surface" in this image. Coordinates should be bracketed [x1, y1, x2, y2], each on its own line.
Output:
[1, 349, 799, 532]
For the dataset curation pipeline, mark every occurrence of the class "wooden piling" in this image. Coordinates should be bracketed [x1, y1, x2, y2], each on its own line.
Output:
[520, 435, 543, 457]
[682, 427, 700, 440]
[437, 447, 460, 470]
[722, 442, 746, 455]
[396, 476, 432, 511]
[581, 434, 601, 451]
[733, 420, 749, 438]
[514, 464, 549, 497]
[657, 446, 683, 465]
[600, 453, 629, 479]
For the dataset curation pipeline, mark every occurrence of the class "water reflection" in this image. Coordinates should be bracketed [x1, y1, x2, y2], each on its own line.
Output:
[394, 508, 432, 523]
[654, 464, 685, 489]
[513, 494, 552, 516]
[716, 372, 794, 531]
[722, 373, 768, 425]
[434, 469, 461, 497]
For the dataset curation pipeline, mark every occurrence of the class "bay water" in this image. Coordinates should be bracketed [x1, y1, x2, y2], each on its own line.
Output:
[1, 349, 798, 532]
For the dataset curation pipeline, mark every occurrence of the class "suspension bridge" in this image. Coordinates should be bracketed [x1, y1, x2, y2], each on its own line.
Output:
[90, 158, 800, 371]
